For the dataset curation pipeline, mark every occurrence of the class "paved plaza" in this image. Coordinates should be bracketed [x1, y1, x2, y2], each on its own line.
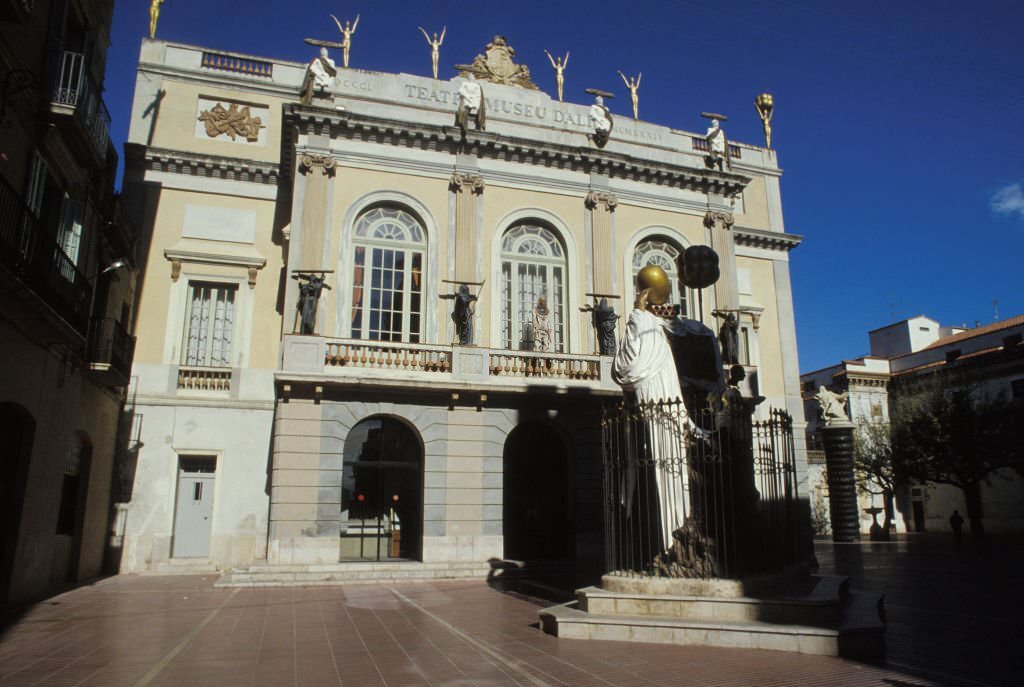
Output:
[0, 535, 1019, 687]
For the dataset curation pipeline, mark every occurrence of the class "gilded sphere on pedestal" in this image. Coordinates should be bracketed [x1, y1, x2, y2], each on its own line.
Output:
[636, 265, 671, 305]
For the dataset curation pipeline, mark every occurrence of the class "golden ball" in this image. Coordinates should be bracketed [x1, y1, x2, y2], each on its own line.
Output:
[636, 265, 671, 305]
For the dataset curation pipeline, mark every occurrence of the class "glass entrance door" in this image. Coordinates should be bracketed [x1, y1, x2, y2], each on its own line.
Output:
[340, 417, 422, 561]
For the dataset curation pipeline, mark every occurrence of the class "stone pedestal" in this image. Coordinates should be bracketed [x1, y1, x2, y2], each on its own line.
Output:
[821, 423, 860, 542]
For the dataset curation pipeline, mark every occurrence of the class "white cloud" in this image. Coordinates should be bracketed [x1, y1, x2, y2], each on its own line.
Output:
[990, 182, 1024, 220]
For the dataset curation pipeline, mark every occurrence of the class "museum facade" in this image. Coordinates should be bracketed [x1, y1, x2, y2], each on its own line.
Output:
[119, 36, 805, 579]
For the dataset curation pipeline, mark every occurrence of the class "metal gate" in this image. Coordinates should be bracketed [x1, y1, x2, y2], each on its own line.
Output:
[601, 401, 799, 579]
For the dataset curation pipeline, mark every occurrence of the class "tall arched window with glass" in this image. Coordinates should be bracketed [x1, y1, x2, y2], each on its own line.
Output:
[350, 207, 425, 343]
[500, 224, 567, 352]
[632, 238, 689, 317]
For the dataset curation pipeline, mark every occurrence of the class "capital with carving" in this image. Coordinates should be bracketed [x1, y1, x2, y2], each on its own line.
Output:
[299, 153, 336, 176]
[585, 191, 618, 211]
[703, 210, 734, 230]
[449, 172, 485, 194]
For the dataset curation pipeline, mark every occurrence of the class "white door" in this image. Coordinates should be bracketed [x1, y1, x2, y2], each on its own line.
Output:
[172, 456, 216, 558]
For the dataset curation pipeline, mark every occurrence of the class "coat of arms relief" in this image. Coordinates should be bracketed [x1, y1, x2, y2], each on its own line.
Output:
[456, 36, 539, 90]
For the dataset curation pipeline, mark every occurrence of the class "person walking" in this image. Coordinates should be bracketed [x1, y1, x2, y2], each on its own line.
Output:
[949, 509, 965, 544]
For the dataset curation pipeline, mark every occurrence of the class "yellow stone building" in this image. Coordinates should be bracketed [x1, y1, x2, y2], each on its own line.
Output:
[119, 37, 805, 580]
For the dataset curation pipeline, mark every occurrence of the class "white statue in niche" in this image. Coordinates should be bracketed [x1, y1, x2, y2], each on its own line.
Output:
[308, 47, 337, 91]
[455, 73, 486, 133]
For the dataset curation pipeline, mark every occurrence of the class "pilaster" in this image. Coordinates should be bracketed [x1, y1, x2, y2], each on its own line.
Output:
[449, 172, 485, 283]
[585, 191, 618, 295]
[704, 210, 738, 312]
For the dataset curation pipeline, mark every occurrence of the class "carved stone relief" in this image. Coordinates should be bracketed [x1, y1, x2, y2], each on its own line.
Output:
[299, 154, 336, 176]
[703, 210, 735, 230]
[585, 190, 618, 211]
[449, 172, 485, 194]
[455, 36, 539, 90]
[197, 102, 265, 142]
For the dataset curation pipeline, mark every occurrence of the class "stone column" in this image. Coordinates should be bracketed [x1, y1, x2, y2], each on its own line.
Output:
[449, 172, 484, 283]
[821, 422, 861, 542]
[704, 210, 738, 312]
[585, 191, 618, 295]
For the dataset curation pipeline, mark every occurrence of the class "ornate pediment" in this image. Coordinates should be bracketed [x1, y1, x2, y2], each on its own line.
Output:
[456, 36, 539, 89]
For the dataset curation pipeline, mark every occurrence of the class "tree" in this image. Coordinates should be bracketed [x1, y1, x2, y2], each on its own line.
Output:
[853, 421, 898, 536]
[890, 383, 1023, 537]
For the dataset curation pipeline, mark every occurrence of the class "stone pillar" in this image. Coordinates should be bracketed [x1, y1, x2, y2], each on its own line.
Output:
[704, 210, 738, 312]
[296, 153, 335, 270]
[585, 191, 618, 295]
[821, 423, 861, 542]
[449, 172, 484, 283]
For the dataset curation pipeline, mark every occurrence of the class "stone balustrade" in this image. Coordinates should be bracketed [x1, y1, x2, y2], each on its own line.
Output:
[281, 335, 617, 393]
[177, 366, 232, 392]
[326, 340, 452, 373]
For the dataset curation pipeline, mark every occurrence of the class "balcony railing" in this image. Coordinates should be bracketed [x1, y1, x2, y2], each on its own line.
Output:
[283, 335, 616, 393]
[88, 317, 136, 383]
[177, 366, 232, 392]
[0, 176, 92, 335]
[201, 51, 274, 78]
[51, 51, 111, 163]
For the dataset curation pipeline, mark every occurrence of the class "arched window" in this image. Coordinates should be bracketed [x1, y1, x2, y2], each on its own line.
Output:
[632, 237, 689, 317]
[500, 223, 567, 352]
[349, 207, 425, 342]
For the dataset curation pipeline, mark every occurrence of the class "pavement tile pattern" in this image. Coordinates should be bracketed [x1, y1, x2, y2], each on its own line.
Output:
[1, 573, 943, 687]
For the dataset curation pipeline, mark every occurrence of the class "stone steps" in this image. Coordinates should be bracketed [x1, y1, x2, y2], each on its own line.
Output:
[539, 574, 885, 660]
[146, 560, 220, 575]
[216, 560, 491, 587]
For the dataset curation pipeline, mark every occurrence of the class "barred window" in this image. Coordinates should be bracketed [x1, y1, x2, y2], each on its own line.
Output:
[182, 282, 236, 367]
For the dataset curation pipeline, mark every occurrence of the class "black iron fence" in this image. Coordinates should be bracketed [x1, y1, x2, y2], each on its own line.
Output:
[601, 399, 800, 579]
[0, 176, 92, 335]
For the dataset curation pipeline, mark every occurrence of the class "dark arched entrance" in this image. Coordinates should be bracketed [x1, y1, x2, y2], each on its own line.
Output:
[341, 416, 422, 561]
[503, 421, 571, 561]
[1, 403, 35, 603]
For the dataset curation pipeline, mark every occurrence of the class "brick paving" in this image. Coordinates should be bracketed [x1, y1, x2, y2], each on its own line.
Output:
[0, 570, 954, 687]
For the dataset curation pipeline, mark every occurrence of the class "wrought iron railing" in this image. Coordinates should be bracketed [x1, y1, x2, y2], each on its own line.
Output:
[51, 51, 110, 161]
[88, 317, 135, 378]
[0, 176, 92, 334]
[601, 400, 799, 579]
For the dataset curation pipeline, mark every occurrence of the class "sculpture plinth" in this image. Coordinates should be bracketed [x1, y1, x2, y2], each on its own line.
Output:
[821, 422, 861, 542]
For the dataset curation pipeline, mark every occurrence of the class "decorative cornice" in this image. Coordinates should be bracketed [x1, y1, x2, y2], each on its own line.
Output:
[284, 105, 751, 197]
[733, 226, 803, 252]
[703, 210, 735, 230]
[585, 190, 618, 211]
[449, 172, 485, 194]
[130, 145, 280, 185]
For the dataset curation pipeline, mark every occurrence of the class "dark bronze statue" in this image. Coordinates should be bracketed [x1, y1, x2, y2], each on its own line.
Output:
[293, 272, 331, 335]
[443, 283, 478, 345]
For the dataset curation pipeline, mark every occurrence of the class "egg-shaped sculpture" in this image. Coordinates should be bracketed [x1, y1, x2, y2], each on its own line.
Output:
[636, 265, 671, 305]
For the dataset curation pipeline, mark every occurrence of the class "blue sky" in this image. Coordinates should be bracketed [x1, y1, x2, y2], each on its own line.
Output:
[105, 0, 1024, 371]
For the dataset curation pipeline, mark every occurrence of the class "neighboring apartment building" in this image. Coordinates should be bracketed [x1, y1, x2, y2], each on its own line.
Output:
[802, 315, 1024, 535]
[1, 0, 136, 604]
[118, 36, 806, 580]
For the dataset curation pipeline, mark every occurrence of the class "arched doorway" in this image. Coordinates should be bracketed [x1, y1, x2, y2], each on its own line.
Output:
[503, 421, 571, 562]
[1, 403, 35, 603]
[340, 416, 422, 561]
